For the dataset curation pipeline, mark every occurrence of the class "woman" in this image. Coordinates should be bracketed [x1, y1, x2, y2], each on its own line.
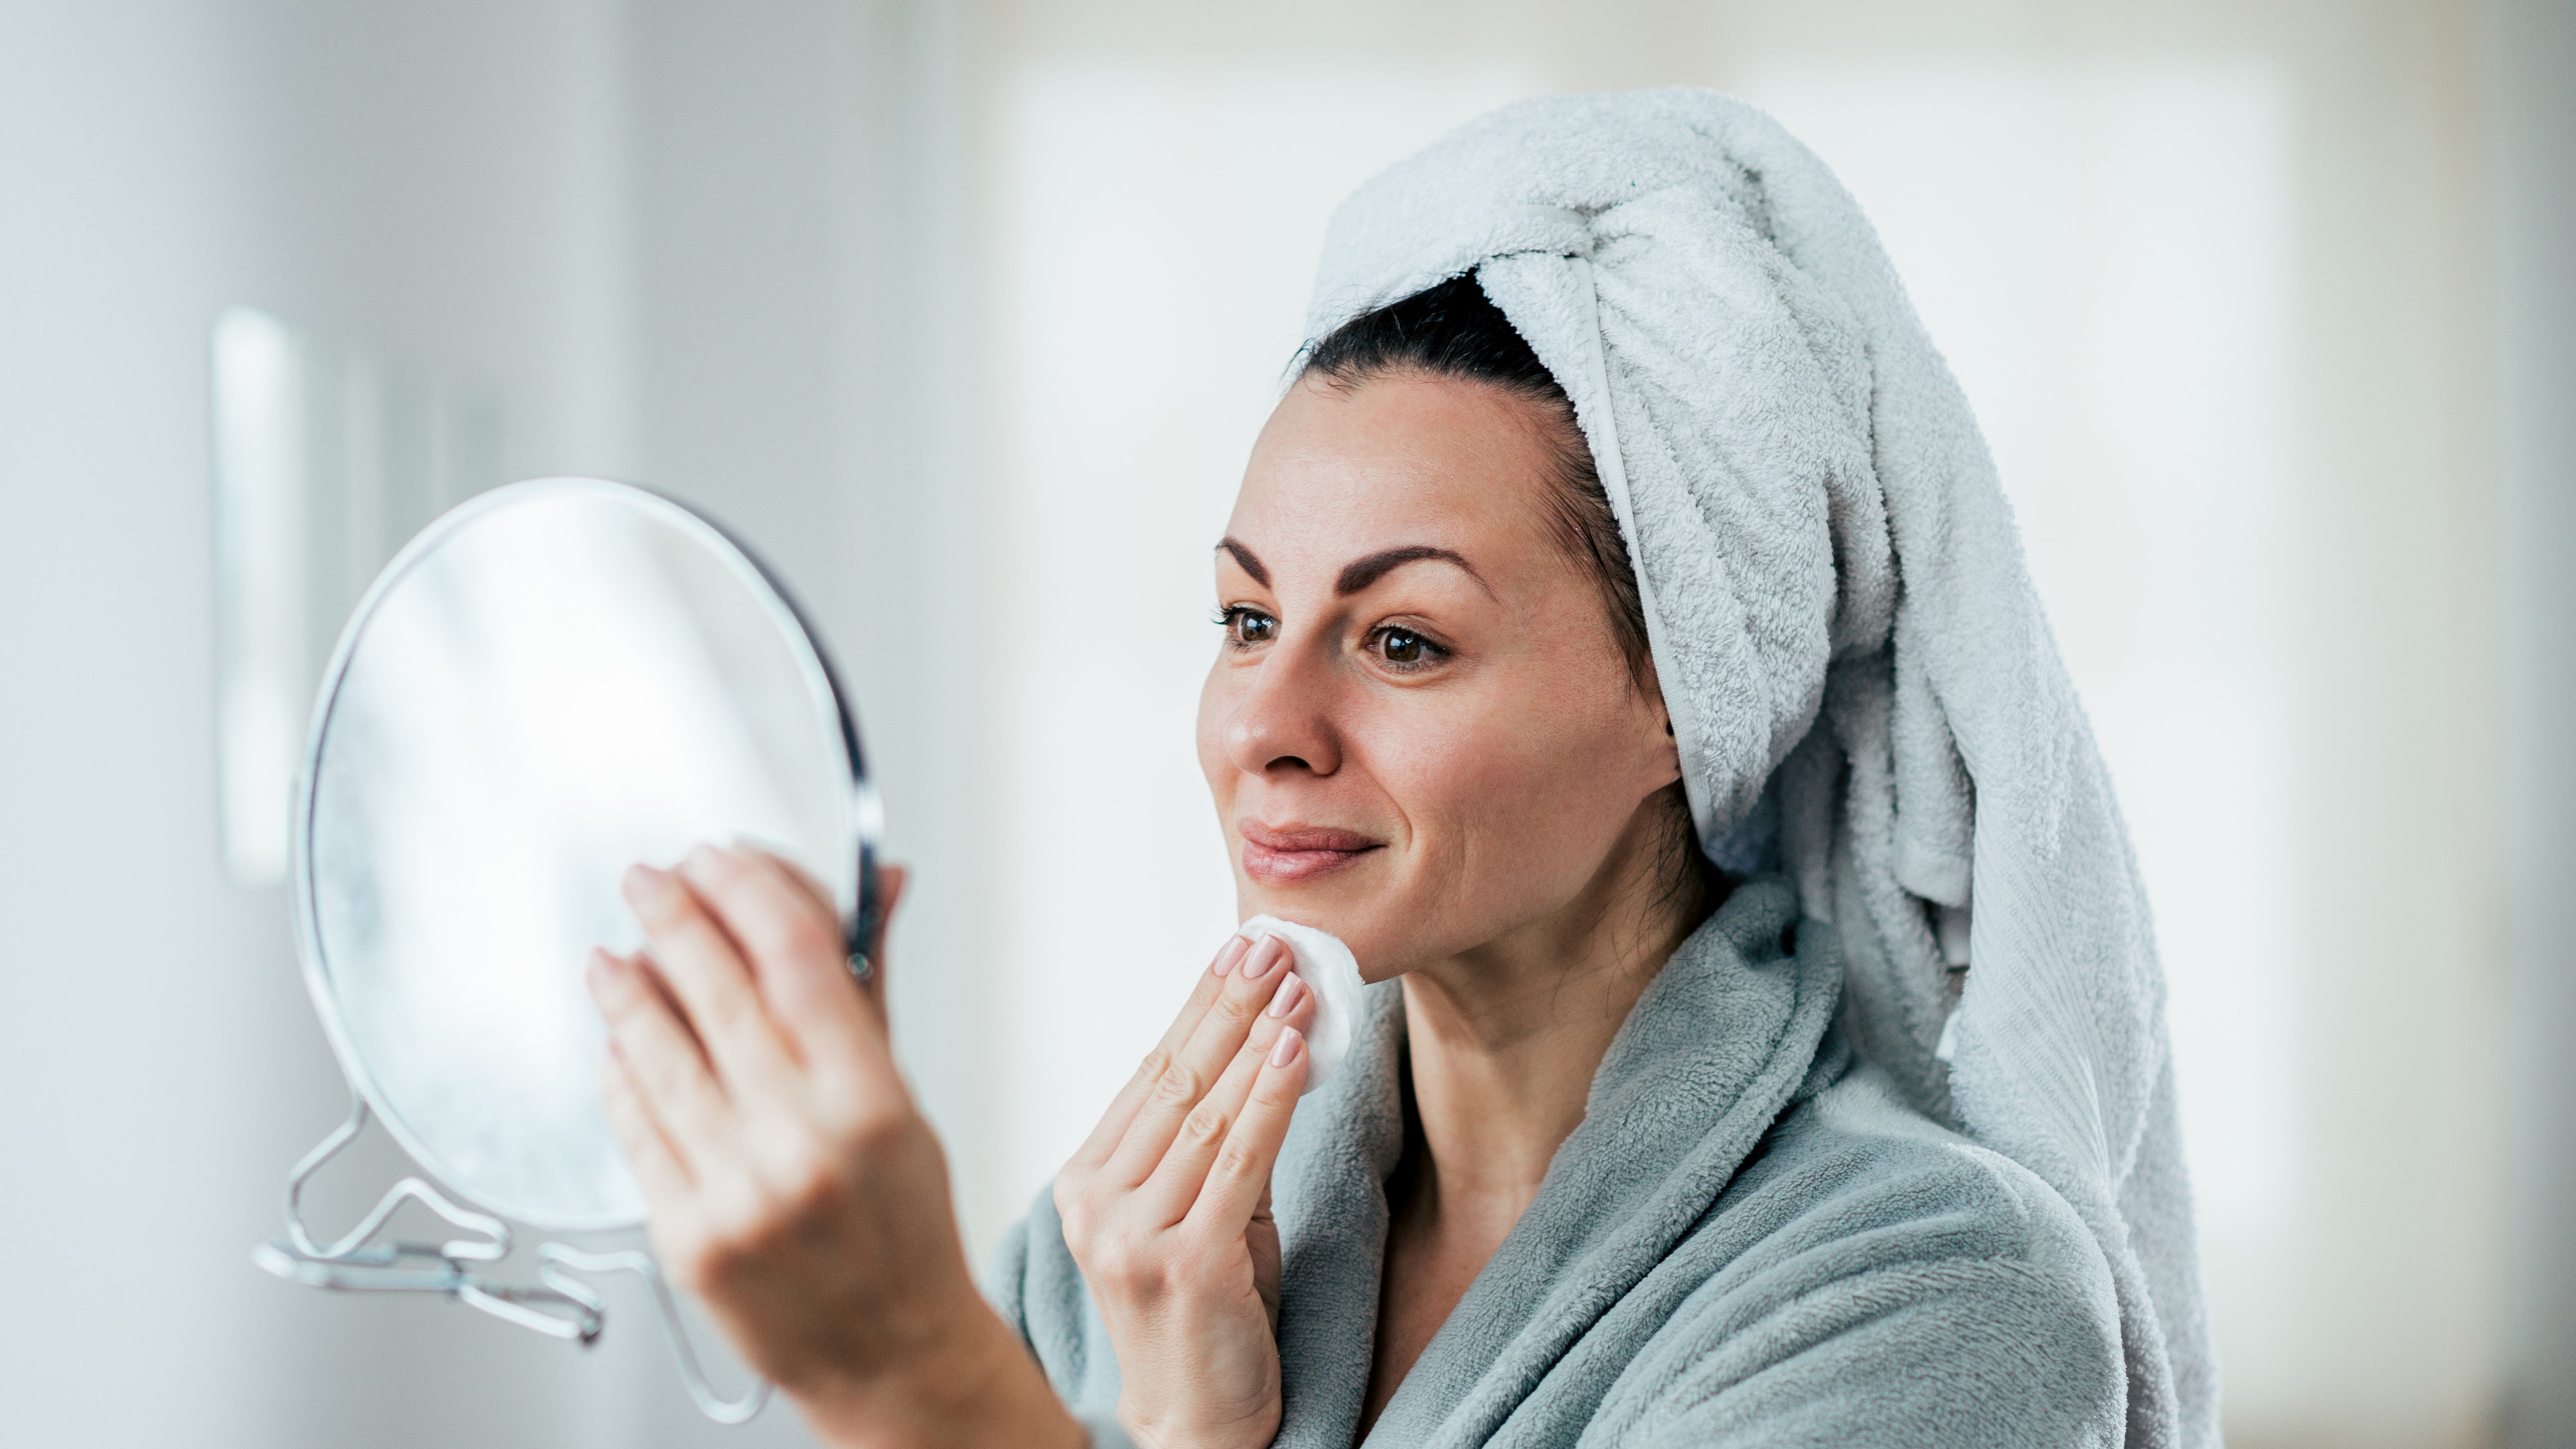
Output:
[584, 91, 2215, 1448]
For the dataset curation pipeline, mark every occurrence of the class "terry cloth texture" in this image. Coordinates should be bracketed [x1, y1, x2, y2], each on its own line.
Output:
[991, 879, 2126, 1446]
[1293, 89, 2214, 1448]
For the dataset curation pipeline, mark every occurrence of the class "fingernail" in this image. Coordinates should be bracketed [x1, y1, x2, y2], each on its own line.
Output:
[623, 863, 667, 901]
[1271, 1026, 1304, 1069]
[1267, 971, 1306, 1018]
[1242, 936, 1284, 981]
[1214, 935, 1250, 977]
[685, 843, 722, 873]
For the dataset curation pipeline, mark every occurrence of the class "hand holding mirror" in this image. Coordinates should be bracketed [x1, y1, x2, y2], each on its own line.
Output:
[255, 478, 881, 1423]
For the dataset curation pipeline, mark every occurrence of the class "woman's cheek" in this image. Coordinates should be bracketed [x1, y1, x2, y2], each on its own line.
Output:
[1399, 676, 1632, 897]
[1387, 682, 1567, 818]
[1366, 698, 1546, 879]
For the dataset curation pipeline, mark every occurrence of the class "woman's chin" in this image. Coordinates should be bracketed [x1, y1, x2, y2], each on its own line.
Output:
[1236, 865, 1421, 983]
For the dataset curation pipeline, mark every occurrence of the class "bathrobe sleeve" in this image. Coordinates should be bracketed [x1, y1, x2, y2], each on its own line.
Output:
[985, 1187, 1138, 1448]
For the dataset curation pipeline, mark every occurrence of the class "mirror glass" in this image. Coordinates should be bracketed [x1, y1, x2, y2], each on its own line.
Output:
[299, 478, 875, 1230]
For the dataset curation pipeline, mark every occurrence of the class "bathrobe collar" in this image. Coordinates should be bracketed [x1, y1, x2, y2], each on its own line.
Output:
[1268, 875, 1844, 1447]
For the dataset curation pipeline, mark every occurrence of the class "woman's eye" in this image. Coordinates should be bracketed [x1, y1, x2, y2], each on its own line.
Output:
[1216, 606, 1277, 647]
[1369, 626, 1444, 669]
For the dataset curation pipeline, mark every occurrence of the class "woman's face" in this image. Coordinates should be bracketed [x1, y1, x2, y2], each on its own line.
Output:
[1197, 370, 1683, 982]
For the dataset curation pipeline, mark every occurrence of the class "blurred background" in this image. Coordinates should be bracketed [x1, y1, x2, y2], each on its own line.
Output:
[2, 1, 2568, 1445]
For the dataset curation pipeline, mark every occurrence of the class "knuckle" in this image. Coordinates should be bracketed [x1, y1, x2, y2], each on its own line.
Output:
[1181, 1102, 1229, 1146]
[1086, 1236, 1142, 1291]
[1053, 1163, 1099, 1219]
[1214, 1138, 1262, 1181]
[1149, 1060, 1203, 1108]
[1084, 1218, 1186, 1299]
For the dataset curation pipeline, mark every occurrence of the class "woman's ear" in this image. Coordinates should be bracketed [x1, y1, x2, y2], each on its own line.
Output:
[1637, 661, 1684, 787]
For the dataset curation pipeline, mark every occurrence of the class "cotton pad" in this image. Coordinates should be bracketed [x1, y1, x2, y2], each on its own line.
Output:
[1238, 915, 1365, 1096]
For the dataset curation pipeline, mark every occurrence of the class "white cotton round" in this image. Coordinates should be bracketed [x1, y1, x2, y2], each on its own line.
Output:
[1238, 915, 1366, 1096]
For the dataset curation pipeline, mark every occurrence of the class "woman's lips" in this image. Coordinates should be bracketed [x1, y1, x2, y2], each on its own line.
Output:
[1239, 822, 1383, 885]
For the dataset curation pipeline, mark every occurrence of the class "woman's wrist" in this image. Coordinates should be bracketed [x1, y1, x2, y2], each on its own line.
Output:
[796, 1295, 1085, 1449]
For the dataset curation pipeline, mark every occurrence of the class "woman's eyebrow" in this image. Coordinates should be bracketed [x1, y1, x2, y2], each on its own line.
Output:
[1216, 537, 1269, 586]
[1337, 545, 1491, 598]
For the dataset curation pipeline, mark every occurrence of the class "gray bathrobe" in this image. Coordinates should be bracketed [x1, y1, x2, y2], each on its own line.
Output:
[988, 878, 2125, 1447]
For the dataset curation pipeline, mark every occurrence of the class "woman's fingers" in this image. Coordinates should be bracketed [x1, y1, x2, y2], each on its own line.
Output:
[1065, 932, 1251, 1174]
[598, 1036, 696, 1202]
[1101, 936, 1296, 1189]
[1128, 971, 1315, 1228]
[623, 860, 804, 1107]
[1179, 1026, 1309, 1243]
[586, 947, 734, 1168]
[677, 845, 888, 1090]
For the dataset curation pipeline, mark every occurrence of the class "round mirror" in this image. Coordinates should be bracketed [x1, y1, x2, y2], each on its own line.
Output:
[294, 477, 879, 1231]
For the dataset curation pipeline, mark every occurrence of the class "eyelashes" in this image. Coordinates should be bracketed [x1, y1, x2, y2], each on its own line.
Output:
[1212, 604, 1450, 672]
[1369, 625, 1436, 668]
[1214, 604, 1277, 648]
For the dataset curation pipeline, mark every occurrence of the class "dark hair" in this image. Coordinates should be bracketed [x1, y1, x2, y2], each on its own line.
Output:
[1297, 273, 1714, 915]
[1299, 275, 1653, 683]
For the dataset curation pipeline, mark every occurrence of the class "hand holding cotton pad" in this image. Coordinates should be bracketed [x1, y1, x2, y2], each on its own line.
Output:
[1238, 916, 1365, 1095]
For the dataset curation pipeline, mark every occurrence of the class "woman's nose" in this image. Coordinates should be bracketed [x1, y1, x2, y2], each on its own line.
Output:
[1223, 644, 1342, 780]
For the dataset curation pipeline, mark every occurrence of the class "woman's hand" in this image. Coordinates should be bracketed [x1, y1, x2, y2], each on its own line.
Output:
[587, 845, 1081, 1449]
[1054, 932, 1318, 1449]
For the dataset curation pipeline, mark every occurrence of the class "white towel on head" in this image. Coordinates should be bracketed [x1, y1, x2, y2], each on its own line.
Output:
[1303, 89, 2214, 1448]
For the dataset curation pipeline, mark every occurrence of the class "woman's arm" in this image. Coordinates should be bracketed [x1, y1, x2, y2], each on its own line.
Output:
[586, 845, 1081, 1449]
[588, 843, 1318, 1449]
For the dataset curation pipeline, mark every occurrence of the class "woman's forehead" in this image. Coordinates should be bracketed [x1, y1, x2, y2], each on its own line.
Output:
[1228, 375, 1563, 570]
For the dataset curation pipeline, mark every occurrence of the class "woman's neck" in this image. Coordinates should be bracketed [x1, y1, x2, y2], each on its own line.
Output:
[1396, 833, 1711, 1222]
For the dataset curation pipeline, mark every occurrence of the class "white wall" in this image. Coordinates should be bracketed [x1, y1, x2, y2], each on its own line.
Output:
[0, 3, 969, 1443]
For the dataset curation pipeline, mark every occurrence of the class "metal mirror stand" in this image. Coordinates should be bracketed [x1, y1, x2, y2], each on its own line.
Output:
[255, 1092, 773, 1424]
